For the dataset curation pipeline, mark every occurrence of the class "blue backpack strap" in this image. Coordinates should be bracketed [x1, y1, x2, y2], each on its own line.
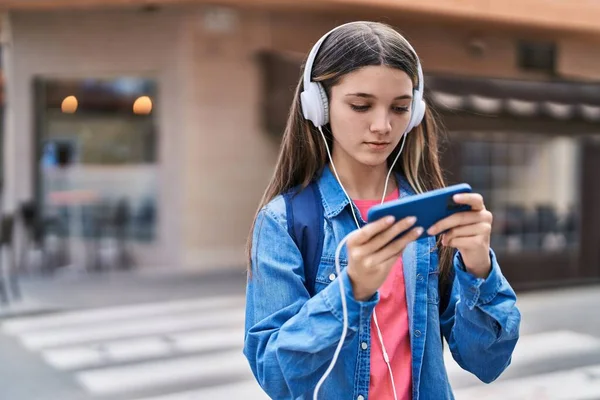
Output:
[283, 182, 324, 296]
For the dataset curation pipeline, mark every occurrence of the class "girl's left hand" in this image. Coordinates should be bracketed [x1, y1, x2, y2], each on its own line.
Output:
[427, 193, 493, 279]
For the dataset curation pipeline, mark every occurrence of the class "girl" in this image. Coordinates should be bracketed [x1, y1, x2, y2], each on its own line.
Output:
[244, 21, 521, 400]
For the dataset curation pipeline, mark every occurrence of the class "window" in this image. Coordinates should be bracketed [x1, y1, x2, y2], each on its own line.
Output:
[35, 77, 158, 243]
[517, 40, 556, 74]
[457, 132, 580, 254]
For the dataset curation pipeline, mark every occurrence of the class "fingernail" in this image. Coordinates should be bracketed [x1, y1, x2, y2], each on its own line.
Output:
[386, 216, 395, 224]
[427, 227, 435, 235]
[453, 194, 463, 201]
[415, 227, 424, 235]
[407, 216, 417, 225]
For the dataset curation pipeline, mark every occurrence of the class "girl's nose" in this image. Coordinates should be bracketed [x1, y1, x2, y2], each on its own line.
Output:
[369, 109, 392, 135]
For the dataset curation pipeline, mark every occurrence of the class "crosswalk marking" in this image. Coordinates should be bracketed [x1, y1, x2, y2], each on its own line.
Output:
[445, 330, 600, 381]
[42, 326, 242, 370]
[1, 295, 245, 334]
[1, 295, 260, 398]
[454, 363, 600, 400]
[76, 349, 252, 395]
[132, 380, 270, 400]
[506, 330, 600, 365]
[17, 308, 244, 350]
[3, 293, 600, 400]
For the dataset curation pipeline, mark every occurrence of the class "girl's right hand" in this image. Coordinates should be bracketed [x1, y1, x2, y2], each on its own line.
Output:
[346, 216, 423, 301]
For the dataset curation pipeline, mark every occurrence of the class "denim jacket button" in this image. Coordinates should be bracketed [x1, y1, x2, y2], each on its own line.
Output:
[361, 342, 368, 350]
[417, 274, 424, 281]
[357, 396, 365, 400]
[414, 330, 422, 337]
[329, 273, 336, 281]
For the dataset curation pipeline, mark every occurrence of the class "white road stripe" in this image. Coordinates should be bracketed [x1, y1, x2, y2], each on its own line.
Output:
[1, 295, 245, 334]
[19, 308, 244, 350]
[454, 363, 600, 400]
[132, 380, 269, 400]
[9, 291, 599, 400]
[76, 349, 252, 395]
[42, 327, 242, 370]
[445, 330, 600, 379]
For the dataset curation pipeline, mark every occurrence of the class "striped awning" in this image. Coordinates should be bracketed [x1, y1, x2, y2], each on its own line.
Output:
[427, 75, 600, 123]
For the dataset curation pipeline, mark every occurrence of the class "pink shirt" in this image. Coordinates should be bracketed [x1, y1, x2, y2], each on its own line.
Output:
[354, 189, 413, 400]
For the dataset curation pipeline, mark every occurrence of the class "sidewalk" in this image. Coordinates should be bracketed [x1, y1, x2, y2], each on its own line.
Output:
[514, 282, 600, 338]
[1, 266, 600, 400]
[0, 265, 248, 319]
[2, 263, 599, 329]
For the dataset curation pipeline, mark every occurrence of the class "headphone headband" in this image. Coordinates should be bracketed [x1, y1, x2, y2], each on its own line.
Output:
[302, 21, 424, 98]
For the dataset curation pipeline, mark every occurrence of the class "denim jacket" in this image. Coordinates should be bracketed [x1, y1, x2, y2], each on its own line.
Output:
[244, 166, 521, 400]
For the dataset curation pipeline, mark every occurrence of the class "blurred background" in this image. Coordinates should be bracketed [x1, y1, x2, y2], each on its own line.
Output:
[0, 0, 599, 399]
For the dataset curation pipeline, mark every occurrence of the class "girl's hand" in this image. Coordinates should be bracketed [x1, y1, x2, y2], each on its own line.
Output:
[427, 193, 493, 279]
[346, 216, 422, 301]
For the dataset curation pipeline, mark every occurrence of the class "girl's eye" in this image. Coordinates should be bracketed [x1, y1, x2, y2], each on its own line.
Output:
[350, 104, 410, 113]
[393, 106, 410, 113]
[350, 104, 370, 112]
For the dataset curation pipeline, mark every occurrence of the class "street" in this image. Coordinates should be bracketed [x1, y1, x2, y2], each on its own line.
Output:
[1, 267, 599, 400]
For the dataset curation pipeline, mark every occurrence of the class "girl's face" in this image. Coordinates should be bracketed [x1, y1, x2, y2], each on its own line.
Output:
[328, 65, 414, 169]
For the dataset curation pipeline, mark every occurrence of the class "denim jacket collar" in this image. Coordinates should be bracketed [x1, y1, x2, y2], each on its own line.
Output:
[316, 164, 416, 220]
[316, 165, 353, 219]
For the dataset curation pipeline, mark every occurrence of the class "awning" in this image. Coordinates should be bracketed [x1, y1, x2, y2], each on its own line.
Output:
[427, 75, 600, 123]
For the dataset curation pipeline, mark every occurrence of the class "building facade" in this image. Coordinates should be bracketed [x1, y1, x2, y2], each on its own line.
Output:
[1, 0, 599, 288]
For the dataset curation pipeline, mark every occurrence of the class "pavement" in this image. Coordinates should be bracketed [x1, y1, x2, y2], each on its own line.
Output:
[0, 266, 599, 400]
[0, 265, 248, 318]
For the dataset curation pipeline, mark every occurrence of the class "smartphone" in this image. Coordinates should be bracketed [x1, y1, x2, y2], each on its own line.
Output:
[367, 183, 473, 240]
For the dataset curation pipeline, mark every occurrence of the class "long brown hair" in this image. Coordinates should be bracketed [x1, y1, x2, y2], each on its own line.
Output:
[246, 21, 454, 286]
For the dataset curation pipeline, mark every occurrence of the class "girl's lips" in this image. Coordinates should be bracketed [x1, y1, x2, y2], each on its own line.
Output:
[365, 142, 390, 151]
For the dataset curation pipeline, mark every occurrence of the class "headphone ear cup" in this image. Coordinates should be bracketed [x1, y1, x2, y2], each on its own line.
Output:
[317, 83, 329, 125]
[406, 98, 426, 133]
[300, 82, 329, 127]
[415, 99, 426, 127]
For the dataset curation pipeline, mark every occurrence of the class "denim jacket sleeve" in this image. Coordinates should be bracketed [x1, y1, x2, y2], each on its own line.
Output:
[243, 202, 378, 399]
[439, 249, 521, 383]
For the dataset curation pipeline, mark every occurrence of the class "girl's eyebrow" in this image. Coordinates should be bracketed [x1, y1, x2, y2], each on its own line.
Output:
[345, 92, 413, 100]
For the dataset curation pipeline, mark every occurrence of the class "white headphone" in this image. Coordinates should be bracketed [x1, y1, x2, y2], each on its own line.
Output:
[305, 22, 426, 400]
[300, 21, 426, 133]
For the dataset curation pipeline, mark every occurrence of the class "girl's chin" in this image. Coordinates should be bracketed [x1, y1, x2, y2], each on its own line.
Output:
[355, 153, 392, 168]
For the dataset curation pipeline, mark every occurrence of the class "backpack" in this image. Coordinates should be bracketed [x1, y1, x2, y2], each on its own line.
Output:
[283, 182, 451, 313]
